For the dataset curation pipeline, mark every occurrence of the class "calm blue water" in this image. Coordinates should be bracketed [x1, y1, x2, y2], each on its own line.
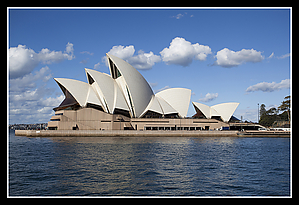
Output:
[9, 130, 290, 196]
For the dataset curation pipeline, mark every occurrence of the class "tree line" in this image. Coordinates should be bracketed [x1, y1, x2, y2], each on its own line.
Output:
[259, 95, 290, 127]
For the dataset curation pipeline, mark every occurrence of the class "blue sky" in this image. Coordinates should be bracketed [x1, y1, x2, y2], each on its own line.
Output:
[8, 8, 291, 124]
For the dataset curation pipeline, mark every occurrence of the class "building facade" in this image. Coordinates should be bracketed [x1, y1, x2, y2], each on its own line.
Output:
[48, 53, 238, 131]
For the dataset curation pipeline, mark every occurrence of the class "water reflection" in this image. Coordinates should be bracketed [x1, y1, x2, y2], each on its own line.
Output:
[9, 132, 290, 196]
[49, 137, 242, 195]
[50, 137, 195, 195]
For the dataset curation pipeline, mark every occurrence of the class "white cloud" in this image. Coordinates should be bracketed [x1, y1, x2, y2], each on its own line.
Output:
[268, 52, 274, 59]
[277, 53, 290, 59]
[266, 52, 290, 60]
[198, 93, 218, 102]
[173, 13, 184, 19]
[104, 38, 211, 69]
[93, 62, 101, 70]
[65, 42, 75, 60]
[9, 66, 52, 92]
[193, 44, 212, 61]
[9, 45, 39, 79]
[104, 45, 160, 70]
[214, 48, 264, 68]
[9, 42, 75, 79]
[80, 51, 94, 55]
[171, 13, 193, 19]
[9, 66, 64, 124]
[246, 79, 290, 93]
[9, 92, 64, 124]
[108, 45, 135, 60]
[127, 50, 161, 70]
[160, 37, 212, 67]
[41, 95, 64, 108]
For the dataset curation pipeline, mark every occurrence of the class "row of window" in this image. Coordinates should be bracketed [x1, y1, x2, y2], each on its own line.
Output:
[144, 126, 210, 131]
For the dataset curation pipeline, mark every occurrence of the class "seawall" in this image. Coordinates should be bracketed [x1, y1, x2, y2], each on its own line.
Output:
[14, 130, 290, 138]
[15, 130, 238, 137]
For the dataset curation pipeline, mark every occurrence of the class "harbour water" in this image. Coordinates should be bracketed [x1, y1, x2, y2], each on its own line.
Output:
[9, 130, 290, 196]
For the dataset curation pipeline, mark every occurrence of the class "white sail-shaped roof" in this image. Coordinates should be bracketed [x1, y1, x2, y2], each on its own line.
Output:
[107, 53, 154, 117]
[192, 102, 239, 122]
[156, 88, 191, 118]
[140, 95, 164, 117]
[113, 80, 130, 112]
[85, 68, 129, 114]
[211, 102, 239, 122]
[140, 95, 179, 117]
[54, 53, 201, 119]
[86, 86, 102, 107]
[86, 69, 114, 112]
[54, 78, 90, 107]
[156, 96, 178, 115]
[192, 102, 211, 119]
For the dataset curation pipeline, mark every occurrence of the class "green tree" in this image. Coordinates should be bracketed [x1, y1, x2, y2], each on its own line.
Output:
[266, 107, 277, 115]
[259, 104, 266, 120]
[278, 95, 291, 121]
[259, 108, 277, 127]
[259, 95, 291, 127]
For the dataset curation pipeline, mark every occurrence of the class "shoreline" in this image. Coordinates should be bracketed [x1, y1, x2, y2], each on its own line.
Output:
[14, 130, 290, 138]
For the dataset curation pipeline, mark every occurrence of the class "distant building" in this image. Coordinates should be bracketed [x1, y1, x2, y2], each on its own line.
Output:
[9, 123, 47, 130]
[48, 54, 239, 130]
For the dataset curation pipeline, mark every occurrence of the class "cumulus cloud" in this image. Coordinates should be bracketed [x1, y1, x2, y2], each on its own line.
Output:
[93, 62, 101, 70]
[214, 48, 264, 68]
[160, 37, 212, 67]
[9, 66, 64, 124]
[127, 50, 161, 70]
[9, 45, 39, 79]
[9, 66, 52, 93]
[104, 45, 160, 70]
[198, 93, 218, 102]
[9, 42, 75, 79]
[246, 79, 290, 93]
[9, 93, 64, 124]
[108, 45, 135, 60]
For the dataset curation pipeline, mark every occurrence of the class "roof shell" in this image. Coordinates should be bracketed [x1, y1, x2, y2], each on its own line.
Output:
[141, 95, 164, 116]
[54, 54, 195, 119]
[54, 78, 90, 107]
[192, 102, 211, 118]
[85, 68, 129, 113]
[113, 80, 130, 112]
[156, 96, 178, 115]
[140, 95, 179, 117]
[107, 53, 154, 117]
[86, 86, 102, 107]
[156, 88, 191, 118]
[211, 102, 239, 122]
[192, 102, 239, 122]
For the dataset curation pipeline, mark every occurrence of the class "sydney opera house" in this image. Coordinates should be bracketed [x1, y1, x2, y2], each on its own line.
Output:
[48, 53, 239, 131]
